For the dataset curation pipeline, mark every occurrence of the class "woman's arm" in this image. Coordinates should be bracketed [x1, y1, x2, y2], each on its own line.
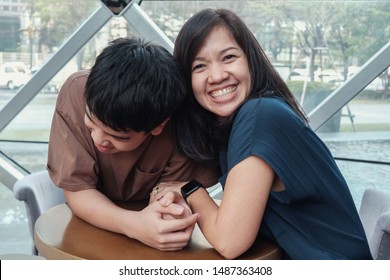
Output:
[186, 155, 274, 259]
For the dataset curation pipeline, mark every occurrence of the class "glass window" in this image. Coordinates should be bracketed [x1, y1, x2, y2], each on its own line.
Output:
[0, 0, 389, 254]
[140, 1, 390, 207]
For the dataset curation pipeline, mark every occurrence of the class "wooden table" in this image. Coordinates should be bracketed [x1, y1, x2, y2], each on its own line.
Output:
[34, 202, 282, 260]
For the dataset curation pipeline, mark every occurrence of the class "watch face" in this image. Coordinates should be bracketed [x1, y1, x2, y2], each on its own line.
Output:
[181, 180, 203, 200]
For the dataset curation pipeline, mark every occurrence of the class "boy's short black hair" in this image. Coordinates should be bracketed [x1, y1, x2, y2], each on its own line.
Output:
[85, 37, 186, 132]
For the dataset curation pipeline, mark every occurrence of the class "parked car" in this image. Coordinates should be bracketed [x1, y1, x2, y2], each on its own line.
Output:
[0, 61, 31, 90]
[288, 68, 309, 81]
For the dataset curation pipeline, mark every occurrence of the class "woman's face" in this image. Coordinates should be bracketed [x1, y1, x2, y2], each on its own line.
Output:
[191, 26, 251, 118]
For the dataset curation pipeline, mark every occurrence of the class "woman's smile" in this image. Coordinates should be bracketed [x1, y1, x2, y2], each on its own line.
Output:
[210, 86, 237, 99]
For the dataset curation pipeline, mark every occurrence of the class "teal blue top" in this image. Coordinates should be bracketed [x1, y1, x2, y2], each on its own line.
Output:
[218, 97, 372, 259]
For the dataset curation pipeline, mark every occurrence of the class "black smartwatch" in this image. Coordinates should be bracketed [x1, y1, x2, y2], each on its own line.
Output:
[181, 180, 205, 202]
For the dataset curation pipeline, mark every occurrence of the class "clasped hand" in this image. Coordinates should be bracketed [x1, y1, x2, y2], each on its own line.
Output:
[135, 182, 198, 251]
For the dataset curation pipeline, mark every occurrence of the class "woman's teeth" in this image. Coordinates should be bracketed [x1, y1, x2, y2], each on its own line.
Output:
[211, 86, 236, 98]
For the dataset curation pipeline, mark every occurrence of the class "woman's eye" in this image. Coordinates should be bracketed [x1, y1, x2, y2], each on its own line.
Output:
[192, 64, 205, 71]
[224, 54, 236, 61]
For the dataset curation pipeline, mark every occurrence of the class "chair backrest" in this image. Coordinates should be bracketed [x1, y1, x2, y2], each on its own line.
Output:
[359, 188, 390, 260]
[13, 170, 65, 254]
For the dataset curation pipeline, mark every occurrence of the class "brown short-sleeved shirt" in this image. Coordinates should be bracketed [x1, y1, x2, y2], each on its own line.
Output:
[47, 71, 218, 201]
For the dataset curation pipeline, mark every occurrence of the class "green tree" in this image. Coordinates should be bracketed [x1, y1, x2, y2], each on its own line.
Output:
[31, 0, 98, 52]
[25, 0, 98, 69]
[327, 1, 390, 79]
[248, 1, 390, 82]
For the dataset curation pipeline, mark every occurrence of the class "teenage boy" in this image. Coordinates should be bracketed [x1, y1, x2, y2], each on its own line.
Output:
[47, 37, 217, 251]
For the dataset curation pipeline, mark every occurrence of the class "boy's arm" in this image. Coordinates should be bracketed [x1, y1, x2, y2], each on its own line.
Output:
[64, 188, 199, 251]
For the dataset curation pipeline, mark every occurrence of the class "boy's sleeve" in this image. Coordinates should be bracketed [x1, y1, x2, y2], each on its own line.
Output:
[46, 71, 99, 191]
[159, 149, 219, 188]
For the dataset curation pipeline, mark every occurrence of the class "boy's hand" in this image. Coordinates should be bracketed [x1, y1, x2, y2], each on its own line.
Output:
[159, 191, 192, 221]
[149, 182, 193, 220]
[149, 181, 188, 204]
[127, 200, 199, 251]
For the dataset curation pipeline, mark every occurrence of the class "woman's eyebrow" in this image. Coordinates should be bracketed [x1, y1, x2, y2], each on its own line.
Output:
[194, 46, 240, 61]
[220, 46, 239, 53]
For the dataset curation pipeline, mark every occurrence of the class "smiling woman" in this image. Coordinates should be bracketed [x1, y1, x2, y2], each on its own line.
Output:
[0, 0, 389, 264]
[170, 8, 373, 260]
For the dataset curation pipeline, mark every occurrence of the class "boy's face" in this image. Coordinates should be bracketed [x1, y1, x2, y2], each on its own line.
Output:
[84, 108, 150, 154]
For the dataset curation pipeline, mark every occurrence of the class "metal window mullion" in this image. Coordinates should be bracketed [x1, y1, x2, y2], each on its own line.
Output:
[0, 5, 113, 132]
[308, 41, 390, 131]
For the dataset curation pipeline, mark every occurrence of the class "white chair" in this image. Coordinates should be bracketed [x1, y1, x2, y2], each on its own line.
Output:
[359, 188, 390, 260]
[13, 170, 65, 254]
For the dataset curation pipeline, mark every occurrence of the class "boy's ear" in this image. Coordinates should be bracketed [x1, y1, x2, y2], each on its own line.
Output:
[150, 118, 170, 136]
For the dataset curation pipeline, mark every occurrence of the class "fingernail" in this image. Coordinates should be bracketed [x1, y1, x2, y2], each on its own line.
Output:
[159, 198, 167, 205]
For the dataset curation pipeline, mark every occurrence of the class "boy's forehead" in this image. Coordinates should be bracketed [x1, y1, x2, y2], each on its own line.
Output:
[85, 106, 131, 134]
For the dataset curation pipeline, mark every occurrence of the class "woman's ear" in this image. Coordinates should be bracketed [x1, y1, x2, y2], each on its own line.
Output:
[150, 118, 170, 136]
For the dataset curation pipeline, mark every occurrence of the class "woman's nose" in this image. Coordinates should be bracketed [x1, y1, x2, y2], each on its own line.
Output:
[208, 64, 228, 83]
